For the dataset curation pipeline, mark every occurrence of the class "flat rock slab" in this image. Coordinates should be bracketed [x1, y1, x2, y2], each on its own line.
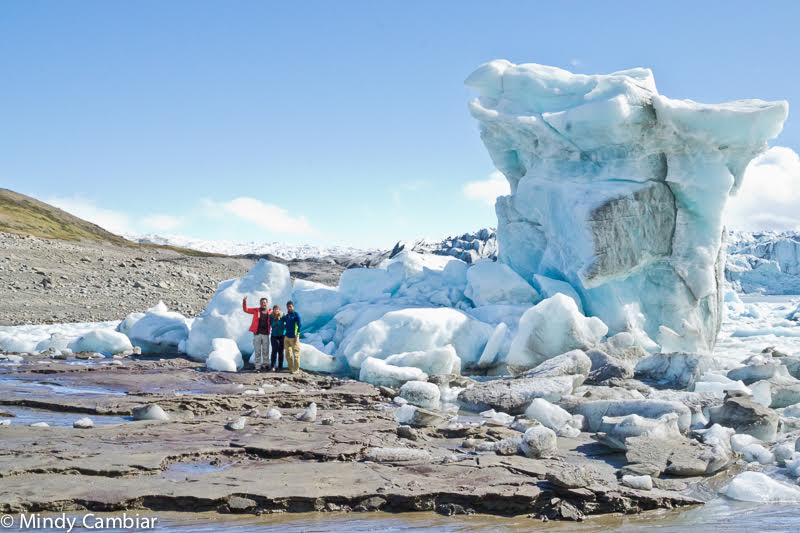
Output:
[0, 357, 701, 520]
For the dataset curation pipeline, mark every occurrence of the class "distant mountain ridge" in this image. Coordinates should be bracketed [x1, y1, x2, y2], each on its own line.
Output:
[131, 233, 376, 261]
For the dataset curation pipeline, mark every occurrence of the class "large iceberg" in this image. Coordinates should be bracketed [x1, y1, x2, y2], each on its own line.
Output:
[467, 60, 788, 352]
[185, 259, 293, 358]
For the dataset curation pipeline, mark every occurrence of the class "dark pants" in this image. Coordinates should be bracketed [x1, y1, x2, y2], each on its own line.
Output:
[270, 336, 285, 369]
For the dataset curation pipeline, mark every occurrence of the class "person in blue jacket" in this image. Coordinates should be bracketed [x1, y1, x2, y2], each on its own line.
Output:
[283, 300, 303, 373]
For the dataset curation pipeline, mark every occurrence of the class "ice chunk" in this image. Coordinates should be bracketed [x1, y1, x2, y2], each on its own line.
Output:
[596, 413, 682, 450]
[399, 381, 441, 409]
[185, 259, 292, 359]
[299, 343, 346, 374]
[622, 475, 653, 491]
[132, 404, 170, 422]
[458, 375, 575, 414]
[73, 417, 94, 429]
[467, 60, 788, 352]
[693, 372, 750, 398]
[364, 447, 432, 463]
[524, 398, 576, 437]
[533, 275, 584, 313]
[566, 398, 692, 433]
[384, 345, 461, 376]
[341, 307, 493, 369]
[338, 266, 403, 302]
[739, 443, 774, 464]
[507, 294, 608, 370]
[480, 409, 515, 426]
[697, 423, 735, 450]
[393, 404, 446, 427]
[634, 352, 711, 389]
[295, 402, 317, 422]
[722, 471, 800, 502]
[476, 322, 508, 368]
[358, 357, 428, 388]
[118, 301, 190, 354]
[291, 280, 345, 331]
[519, 426, 557, 458]
[69, 330, 132, 356]
[522, 349, 592, 384]
[34, 333, 75, 354]
[464, 260, 539, 306]
[205, 338, 244, 372]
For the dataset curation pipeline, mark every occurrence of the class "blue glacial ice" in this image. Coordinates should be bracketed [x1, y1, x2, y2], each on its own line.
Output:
[466, 60, 788, 352]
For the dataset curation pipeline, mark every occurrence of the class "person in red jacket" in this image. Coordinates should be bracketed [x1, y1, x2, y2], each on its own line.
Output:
[242, 296, 270, 370]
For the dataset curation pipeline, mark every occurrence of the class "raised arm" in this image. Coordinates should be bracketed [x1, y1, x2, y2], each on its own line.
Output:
[242, 297, 258, 314]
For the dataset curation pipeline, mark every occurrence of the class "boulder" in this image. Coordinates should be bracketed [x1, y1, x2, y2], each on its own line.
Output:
[634, 352, 710, 389]
[708, 396, 778, 441]
[394, 405, 446, 427]
[458, 375, 575, 414]
[521, 349, 592, 386]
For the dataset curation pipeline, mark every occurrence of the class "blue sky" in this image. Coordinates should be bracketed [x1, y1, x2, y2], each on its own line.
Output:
[1, 1, 799, 248]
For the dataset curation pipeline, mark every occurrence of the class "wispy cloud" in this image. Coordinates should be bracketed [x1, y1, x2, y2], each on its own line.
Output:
[204, 196, 315, 235]
[47, 195, 185, 236]
[463, 171, 510, 207]
[726, 146, 800, 231]
[47, 196, 135, 235]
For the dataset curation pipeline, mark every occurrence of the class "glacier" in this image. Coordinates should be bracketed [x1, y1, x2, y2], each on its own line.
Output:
[466, 60, 788, 352]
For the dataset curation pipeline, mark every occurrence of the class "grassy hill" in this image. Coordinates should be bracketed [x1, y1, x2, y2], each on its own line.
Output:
[0, 188, 131, 244]
[0, 188, 217, 256]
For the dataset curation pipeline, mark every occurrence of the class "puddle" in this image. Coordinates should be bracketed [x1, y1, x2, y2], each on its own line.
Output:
[0, 376, 126, 396]
[163, 459, 233, 481]
[0, 405, 130, 427]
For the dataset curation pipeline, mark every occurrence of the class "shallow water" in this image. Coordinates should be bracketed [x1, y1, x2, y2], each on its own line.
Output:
[0, 405, 130, 427]
[0, 376, 126, 395]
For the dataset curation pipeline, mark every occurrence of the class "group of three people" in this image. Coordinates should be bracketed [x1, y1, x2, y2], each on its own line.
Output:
[242, 296, 302, 373]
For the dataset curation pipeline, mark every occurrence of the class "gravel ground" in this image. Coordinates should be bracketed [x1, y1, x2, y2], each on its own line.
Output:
[0, 232, 348, 326]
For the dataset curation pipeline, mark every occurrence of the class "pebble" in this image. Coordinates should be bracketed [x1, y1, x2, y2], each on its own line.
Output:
[226, 417, 247, 431]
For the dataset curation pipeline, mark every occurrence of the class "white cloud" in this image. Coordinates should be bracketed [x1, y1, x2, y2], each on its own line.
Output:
[206, 196, 315, 235]
[47, 196, 185, 236]
[47, 196, 134, 235]
[463, 171, 511, 206]
[726, 146, 800, 231]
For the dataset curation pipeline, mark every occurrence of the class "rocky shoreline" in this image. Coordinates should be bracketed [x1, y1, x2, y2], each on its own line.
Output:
[0, 353, 722, 522]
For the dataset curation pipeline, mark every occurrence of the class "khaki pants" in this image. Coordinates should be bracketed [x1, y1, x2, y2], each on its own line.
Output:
[252, 334, 270, 369]
[285, 337, 300, 373]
